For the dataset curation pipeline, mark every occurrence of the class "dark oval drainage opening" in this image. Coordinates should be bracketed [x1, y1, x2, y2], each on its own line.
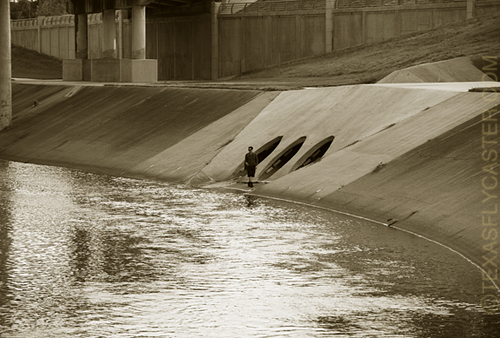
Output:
[259, 136, 306, 181]
[232, 136, 283, 179]
[293, 136, 334, 171]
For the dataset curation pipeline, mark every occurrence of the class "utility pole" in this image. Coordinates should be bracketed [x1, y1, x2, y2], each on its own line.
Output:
[0, 0, 12, 131]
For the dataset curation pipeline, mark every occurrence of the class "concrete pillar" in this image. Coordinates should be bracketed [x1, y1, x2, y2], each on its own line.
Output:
[102, 9, 117, 59]
[75, 13, 88, 59]
[466, 0, 476, 19]
[362, 10, 366, 44]
[211, 1, 221, 80]
[117, 10, 125, 59]
[37, 16, 44, 53]
[325, 0, 335, 52]
[131, 6, 146, 59]
[0, 0, 12, 131]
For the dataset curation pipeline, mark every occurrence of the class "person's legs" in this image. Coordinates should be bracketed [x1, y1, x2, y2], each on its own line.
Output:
[247, 166, 255, 187]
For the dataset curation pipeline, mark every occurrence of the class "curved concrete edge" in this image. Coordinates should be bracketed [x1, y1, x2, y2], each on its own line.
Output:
[251, 91, 500, 274]
[378, 57, 495, 83]
[310, 104, 500, 272]
[191, 81, 500, 274]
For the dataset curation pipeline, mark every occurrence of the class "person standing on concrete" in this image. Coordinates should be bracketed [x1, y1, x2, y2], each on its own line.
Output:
[245, 146, 258, 188]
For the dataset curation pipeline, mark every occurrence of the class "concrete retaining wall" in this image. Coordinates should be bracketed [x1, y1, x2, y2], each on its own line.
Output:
[217, 1, 325, 77]
[331, 0, 500, 50]
[10, 0, 500, 79]
[218, 11, 325, 77]
[10, 12, 132, 61]
[146, 14, 213, 80]
[10, 17, 39, 52]
[218, 0, 500, 75]
[11, 15, 76, 59]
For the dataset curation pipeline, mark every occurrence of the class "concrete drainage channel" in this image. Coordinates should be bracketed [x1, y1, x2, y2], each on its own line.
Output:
[231, 135, 336, 182]
[259, 136, 307, 181]
[291, 136, 335, 171]
[6, 79, 500, 287]
[231, 136, 283, 179]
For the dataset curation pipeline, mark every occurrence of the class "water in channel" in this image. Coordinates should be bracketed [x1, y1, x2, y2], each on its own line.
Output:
[0, 160, 498, 338]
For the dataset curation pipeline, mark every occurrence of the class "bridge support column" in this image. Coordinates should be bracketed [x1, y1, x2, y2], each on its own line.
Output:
[117, 10, 126, 59]
[63, 13, 91, 81]
[132, 5, 146, 59]
[0, 0, 12, 131]
[88, 9, 122, 82]
[466, 0, 476, 19]
[75, 13, 88, 59]
[64, 3, 156, 83]
[325, 0, 335, 52]
[102, 9, 117, 59]
[117, 5, 156, 82]
[211, 1, 221, 80]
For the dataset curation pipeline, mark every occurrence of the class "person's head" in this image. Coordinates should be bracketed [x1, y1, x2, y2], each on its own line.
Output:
[248, 146, 254, 152]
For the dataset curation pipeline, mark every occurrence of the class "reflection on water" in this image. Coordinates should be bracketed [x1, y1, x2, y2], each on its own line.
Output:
[0, 160, 499, 337]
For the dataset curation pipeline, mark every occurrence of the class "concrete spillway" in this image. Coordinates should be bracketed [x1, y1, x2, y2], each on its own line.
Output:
[1, 66, 499, 275]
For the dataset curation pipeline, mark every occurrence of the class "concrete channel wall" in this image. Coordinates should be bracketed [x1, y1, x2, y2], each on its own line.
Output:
[10, 0, 500, 80]
[2, 58, 499, 273]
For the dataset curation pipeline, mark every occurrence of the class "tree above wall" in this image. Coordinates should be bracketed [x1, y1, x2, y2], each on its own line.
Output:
[36, 0, 67, 16]
[10, 0, 38, 19]
[10, 0, 67, 19]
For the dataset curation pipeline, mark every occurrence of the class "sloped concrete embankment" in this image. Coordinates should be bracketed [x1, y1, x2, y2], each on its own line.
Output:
[197, 84, 499, 270]
[0, 83, 275, 179]
[2, 78, 499, 272]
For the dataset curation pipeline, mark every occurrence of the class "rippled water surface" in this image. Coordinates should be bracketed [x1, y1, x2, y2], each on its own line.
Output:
[0, 160, 499, 337]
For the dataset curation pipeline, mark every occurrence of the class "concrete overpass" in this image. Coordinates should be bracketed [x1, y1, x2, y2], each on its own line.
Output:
[64, 0, 213, 82]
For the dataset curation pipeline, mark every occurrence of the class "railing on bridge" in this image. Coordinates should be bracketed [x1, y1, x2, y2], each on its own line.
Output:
[219, 0, 325, 15]
[218, 0, 467, 14]
[336, 0, 465, 8]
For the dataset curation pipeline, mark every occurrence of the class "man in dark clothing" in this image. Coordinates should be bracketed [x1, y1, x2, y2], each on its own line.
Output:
[245, 146, 258, 187]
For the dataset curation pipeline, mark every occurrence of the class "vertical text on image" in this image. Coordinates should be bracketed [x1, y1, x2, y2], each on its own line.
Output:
[481, 55, 499, 313]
